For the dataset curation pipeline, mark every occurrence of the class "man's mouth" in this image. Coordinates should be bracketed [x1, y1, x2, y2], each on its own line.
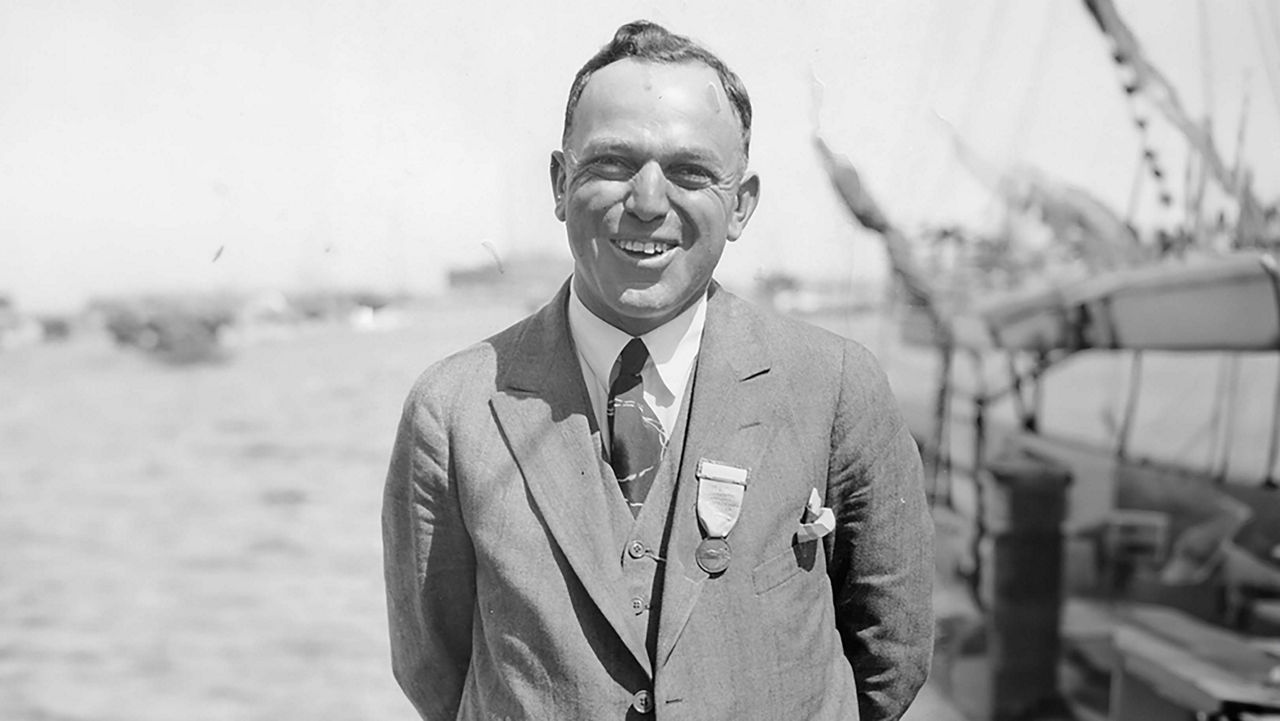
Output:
[612, 238, 676, 258]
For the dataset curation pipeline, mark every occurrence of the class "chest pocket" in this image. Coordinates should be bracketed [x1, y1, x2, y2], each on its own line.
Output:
[751, 538, 818, 594]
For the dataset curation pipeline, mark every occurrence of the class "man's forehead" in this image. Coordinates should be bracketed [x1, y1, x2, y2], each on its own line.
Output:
[569, 59, 738, 144]
[586, 57, 722, 89]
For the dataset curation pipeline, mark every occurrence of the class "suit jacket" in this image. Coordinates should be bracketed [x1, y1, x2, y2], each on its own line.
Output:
[382, 280, 933, 721]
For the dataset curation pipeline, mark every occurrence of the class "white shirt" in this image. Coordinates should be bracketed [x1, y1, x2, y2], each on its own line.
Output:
[567, 281, 707, 456]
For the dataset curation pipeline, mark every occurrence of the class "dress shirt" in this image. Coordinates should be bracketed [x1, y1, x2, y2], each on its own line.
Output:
[567, 280, 706, 456]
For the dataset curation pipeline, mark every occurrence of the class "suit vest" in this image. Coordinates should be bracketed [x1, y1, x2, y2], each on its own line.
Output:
[592, 367, 697, 668]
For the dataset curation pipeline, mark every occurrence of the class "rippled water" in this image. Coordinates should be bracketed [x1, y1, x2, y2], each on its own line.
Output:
[0, 299, 524, 721]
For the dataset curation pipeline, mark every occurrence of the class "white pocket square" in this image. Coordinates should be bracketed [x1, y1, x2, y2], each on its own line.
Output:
[796, 487, 835, 543]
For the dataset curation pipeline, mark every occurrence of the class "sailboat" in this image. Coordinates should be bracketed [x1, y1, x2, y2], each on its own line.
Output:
[815, 0, 1280, 718]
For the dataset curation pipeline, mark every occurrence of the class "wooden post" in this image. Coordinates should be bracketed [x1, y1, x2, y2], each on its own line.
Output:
[979, 448, 1072, 721]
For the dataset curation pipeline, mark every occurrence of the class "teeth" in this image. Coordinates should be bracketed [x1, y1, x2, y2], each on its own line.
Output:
[615, 239, 670, 256]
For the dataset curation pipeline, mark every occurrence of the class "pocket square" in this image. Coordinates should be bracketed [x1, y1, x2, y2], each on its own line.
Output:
[796, 487, 835, 543]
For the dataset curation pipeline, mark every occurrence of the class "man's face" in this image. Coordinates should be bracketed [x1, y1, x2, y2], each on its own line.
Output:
[551, 59, 759, 336]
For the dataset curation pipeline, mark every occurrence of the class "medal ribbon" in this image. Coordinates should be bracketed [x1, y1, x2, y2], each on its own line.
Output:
[696, 460, 748, 538]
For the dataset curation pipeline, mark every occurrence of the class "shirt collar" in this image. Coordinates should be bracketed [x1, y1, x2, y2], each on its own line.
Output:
[567, 280, 708, 397]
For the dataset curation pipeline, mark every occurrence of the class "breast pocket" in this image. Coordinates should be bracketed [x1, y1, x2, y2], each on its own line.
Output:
[751, 539, 818, 595]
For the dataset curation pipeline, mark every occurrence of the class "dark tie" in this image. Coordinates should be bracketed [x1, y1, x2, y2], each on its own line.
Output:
[608, 338, 666, 517]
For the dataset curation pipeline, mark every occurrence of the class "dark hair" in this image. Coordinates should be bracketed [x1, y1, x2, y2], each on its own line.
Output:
[561, 20, 752, 157]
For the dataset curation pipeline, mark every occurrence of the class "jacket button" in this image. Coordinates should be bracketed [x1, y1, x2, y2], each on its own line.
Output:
[627, 540, 646, 559]
[632, 689, 653, 713]
[630, 596, 646, 614]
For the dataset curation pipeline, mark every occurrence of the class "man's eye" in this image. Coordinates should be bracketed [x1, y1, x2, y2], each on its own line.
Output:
[666, 165, 716, 188]
[586, 157, 634, 180]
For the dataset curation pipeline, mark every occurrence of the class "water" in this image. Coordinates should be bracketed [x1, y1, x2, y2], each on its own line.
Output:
[0, 300, 523, 721]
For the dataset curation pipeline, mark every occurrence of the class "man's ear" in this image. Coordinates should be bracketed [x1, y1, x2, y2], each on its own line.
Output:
[550, 151, 567, 222]
[726, 171, 760, 242]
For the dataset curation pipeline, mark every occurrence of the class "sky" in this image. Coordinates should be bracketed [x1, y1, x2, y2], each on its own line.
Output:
[1, 0, 1277, 312]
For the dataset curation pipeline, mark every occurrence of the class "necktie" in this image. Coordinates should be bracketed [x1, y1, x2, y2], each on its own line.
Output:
[608, 338, 666, 517]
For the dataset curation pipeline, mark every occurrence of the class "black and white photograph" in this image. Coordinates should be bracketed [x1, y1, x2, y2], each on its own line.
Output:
[2, 2, 1279, 720]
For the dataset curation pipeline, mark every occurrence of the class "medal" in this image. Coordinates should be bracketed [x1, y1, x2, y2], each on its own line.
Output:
[695, 460, 748, 575]
[695, 537, 731, 575]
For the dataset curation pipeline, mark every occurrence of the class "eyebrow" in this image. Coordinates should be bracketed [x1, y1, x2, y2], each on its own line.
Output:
[578, 139, 724, 165]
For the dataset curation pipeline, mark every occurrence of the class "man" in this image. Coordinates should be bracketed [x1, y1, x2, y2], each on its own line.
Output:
[383, 20, 933, 721]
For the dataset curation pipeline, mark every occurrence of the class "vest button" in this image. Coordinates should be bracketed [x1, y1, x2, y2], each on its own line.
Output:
[627, 540, 646, 559]
[630, 596, 646, 614]
[632, 689, 653, 713]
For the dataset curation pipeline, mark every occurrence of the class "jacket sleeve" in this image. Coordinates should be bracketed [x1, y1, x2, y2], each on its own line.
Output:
[382, 380, 476, 720]
[826, 343, 934, 721]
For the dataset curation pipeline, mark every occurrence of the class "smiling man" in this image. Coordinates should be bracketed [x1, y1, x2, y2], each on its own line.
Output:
[383, 20, 933, 721]
[551, 48, 757, 338]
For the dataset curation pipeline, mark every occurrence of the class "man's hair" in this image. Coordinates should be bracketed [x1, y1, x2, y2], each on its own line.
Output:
[561, 20, 753, 157]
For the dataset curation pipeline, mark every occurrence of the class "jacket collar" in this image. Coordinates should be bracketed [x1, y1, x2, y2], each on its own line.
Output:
[654, 281, 779, 666]
[490, 280, 653, 673]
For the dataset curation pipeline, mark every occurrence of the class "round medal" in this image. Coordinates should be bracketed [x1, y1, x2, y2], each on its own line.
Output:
[695, 537, 731, 575]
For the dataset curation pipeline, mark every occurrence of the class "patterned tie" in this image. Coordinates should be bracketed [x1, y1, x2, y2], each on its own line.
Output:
[608, 338, 666, 517]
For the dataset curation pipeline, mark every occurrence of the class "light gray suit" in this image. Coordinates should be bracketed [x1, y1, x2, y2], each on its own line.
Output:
[382, 280, 933, 720]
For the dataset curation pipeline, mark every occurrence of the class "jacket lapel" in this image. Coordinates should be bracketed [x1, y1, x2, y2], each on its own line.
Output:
[488, 282, 652, 675]
[656, 283, 778, 667]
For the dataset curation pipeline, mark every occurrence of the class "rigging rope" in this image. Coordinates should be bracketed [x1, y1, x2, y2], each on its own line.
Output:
[921, 1, 1008, 222]
[1266, 354, 1280, 489]
[1209, 354, 1242, 483]
[1248, 1, 1280, 139]
[1198, 0, 1215, 117]
[1116, 350, 1144, 461]
[1009, 2, 1058, 160]
[1086, 0, 1256, 206]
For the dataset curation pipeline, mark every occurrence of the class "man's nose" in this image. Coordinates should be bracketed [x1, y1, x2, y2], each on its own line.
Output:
[623, 161, 670, 222]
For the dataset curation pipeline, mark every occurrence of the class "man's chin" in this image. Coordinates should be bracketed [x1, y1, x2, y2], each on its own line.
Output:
[615, 291, 670, 315]
[607, 289, 697, 332]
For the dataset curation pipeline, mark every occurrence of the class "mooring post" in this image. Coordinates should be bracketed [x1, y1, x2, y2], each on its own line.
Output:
[978, 447, 1072, 721]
